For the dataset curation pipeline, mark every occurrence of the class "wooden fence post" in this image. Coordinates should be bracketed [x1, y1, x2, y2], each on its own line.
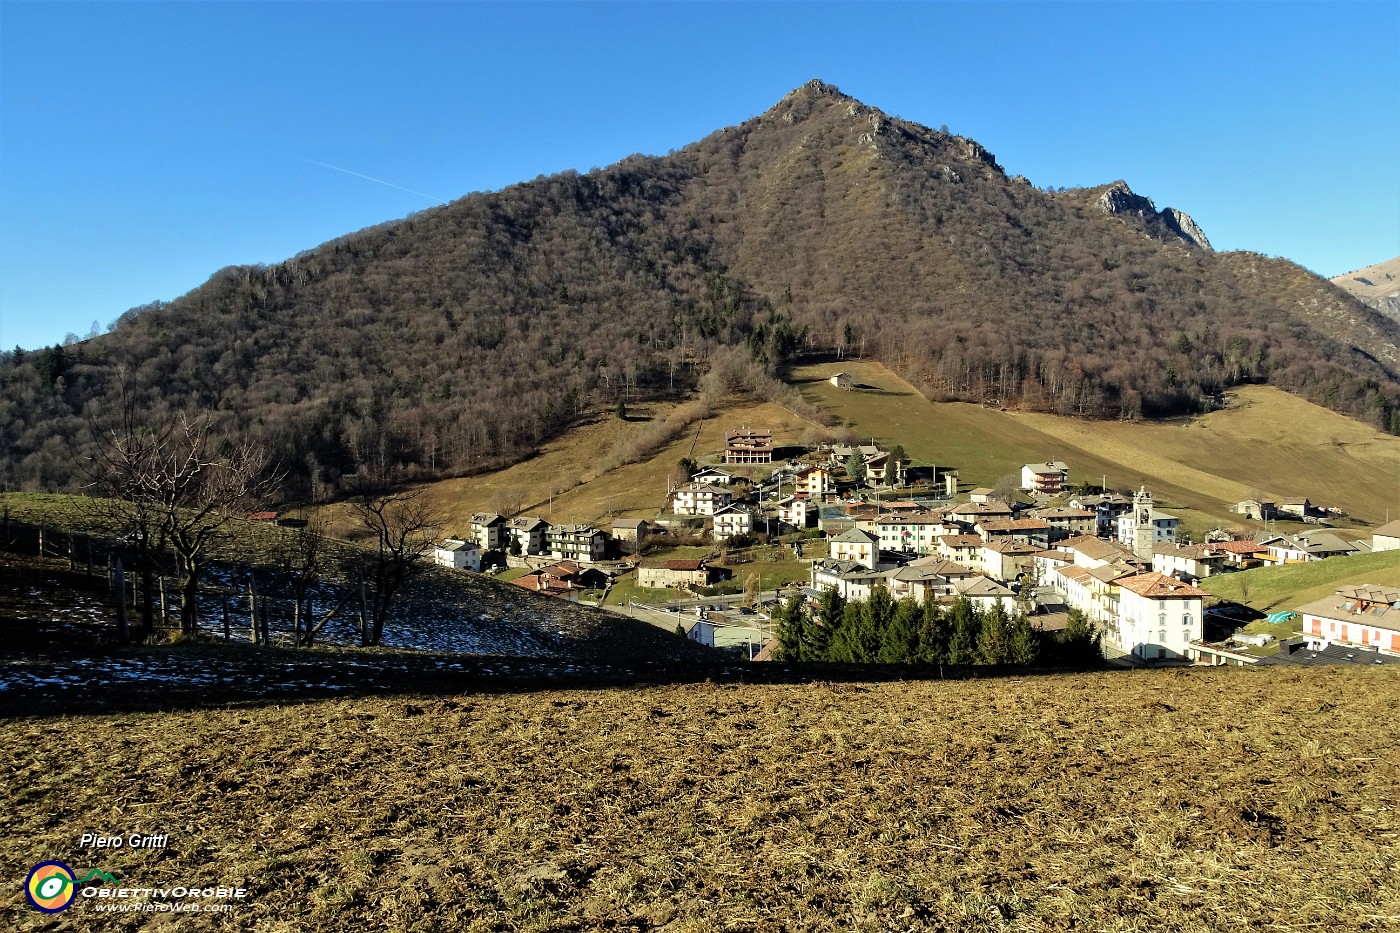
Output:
[248, 576, 259, 644]
[113, 558, 130, 645]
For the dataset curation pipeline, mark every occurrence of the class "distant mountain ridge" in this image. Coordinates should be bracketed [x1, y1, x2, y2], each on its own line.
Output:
[2, 78, 1398, 495]
[1331, 256, 1400, 323]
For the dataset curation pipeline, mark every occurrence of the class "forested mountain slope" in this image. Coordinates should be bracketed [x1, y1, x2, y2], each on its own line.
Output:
[4, 79, 1397, 496]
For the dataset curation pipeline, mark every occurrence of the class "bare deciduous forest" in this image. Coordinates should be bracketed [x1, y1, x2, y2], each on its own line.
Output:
[4, 81, 1397, 499]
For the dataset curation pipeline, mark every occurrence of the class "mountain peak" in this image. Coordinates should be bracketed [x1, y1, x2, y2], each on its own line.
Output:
[784, 78, 850, 102]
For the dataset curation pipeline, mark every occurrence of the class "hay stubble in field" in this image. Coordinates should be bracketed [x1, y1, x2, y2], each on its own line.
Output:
[4, 666, 1398, 931]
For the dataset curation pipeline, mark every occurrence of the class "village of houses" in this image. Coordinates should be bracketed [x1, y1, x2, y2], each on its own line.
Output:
[432, 407, 1400, 668]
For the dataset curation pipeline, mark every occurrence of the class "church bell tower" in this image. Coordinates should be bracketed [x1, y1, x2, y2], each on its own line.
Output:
[1132, 486, 1155, 562]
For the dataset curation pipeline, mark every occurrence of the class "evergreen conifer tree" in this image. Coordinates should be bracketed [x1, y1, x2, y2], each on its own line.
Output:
[977, 602, 1014, 665]
[775, 592, 808, 661]
[878, 596, 922, 663]
[1058, 608, 1102, 666]
[845, 452, 866, 485]
[1009, 612, 1040, 665]
[859, 588, 895, 661]
[828, 600, 865, 662]
[946, 597, 980, 664]
[807, 586, 844, 661]
[917, 598, 949, 663]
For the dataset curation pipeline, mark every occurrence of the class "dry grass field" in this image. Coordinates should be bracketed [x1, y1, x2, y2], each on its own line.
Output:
[4, 666, 1399, 932]
[314, 400, 822, 541]
[304, 360, 1400, 542]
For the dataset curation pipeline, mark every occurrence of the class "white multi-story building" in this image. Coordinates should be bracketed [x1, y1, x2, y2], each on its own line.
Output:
[545, 524, 609, 563]
[1296, 584, 1400, 653]
[671, 482, 733, 517]
[505, 516, 550, 556]
[875, 512, 948, 555]
[827, 527, 880, 570]
[1021, 461, 1069, 493]
[712, 505, 755, 542]
[434, 538, 482, 572]
[1112, 572, 1205, 662]
[776, 496, 812, 530]
[469, 512, 507, 551]
[1115, 509, 1179, 552]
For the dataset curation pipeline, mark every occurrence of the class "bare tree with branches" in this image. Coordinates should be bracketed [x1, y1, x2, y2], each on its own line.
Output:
[85, 399, 280, 637]
[346, 486, 442, 647]
[270, 515, 354, 648]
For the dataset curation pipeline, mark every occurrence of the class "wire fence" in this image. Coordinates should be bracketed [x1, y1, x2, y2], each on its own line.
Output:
[0, 515, 350, 647]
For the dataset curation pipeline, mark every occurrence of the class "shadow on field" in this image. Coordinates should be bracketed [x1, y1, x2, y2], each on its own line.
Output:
[0, 639, 1117, 720]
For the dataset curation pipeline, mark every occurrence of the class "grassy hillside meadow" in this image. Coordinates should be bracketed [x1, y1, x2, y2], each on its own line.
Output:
[315, 399, 823, 542]
[4, 666, 1398, 932]
[1201, 548, 1400, 613]
[303, 359, 1400, 549]
[792, 361, 1400, 530]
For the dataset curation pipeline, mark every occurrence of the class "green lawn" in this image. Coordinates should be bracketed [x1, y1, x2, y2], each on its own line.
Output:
[603, 576, 687, 607]
[714, 552, 813, 592]
[1201, 548, 1400, 612]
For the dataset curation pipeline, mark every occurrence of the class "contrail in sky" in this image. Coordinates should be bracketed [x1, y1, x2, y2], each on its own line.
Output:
[303, 158, 444, 203]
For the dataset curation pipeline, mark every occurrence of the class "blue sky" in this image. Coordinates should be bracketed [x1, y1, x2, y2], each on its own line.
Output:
[2, 1, 1397, 351]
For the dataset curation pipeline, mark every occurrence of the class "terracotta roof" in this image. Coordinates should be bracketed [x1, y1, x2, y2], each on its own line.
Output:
[245, 511, 279, 521]
[1087, 565, 1131, 584]
[979, 518, 1052, 532]
[948, 502, 1013, 516]
[1205, 540, 1269, 554]
[1057, 565, 1094, 586]
[907, 557, 976, 576]
[1115, 572, 1208, 599]
[1153, 542, 1210, 559]
[984, 540, 1039, 555]
[877, 512, 942, 525]
[1033, 508, 1096, 520]
[954, 576, 1014, 598]
[665, 559, 705, 572]
[940, 534, 984, 547]
[1059, 535, 1135, 563]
